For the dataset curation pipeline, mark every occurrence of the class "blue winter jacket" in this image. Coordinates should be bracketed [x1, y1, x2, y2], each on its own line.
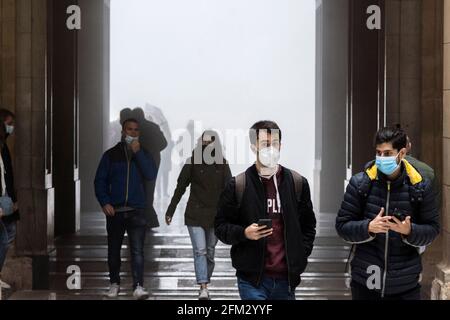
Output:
[94, 142, 157, 209]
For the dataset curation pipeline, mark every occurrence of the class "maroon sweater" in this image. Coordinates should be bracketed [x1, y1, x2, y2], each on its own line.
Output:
[260, 167, 288, 279]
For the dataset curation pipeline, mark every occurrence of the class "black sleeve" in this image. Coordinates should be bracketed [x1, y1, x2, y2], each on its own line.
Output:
[214, 178, 248, 245]
[298, 178, 317, 257]
[2, 144, 17, 203]
[403, 179, 440, 247]
[223, 163, 232, 188]
[335, 174, 375, 244]
[165, 163, 191, 218]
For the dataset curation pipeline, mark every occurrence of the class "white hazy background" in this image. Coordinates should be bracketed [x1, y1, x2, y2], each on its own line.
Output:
[110, 0, 316, 188]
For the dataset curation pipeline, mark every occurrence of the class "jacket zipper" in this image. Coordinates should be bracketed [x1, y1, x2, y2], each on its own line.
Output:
[124, 145, 131, 206]
[281, 207, 292, 293]
[257, 197, 267, 287]
[381, 181, 391, 298]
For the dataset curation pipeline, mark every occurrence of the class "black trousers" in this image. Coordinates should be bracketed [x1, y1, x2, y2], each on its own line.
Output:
[351, 280, 421, 300]
[106, 210, 147, 289]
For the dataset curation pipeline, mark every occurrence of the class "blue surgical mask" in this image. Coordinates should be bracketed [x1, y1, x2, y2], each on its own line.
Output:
[124, 135, 138, 145]
[376, 153, 401, 176]
[5, 125, 14, 135]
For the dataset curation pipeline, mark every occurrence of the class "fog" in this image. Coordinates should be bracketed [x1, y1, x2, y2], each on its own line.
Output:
[110, 0, 316, 191]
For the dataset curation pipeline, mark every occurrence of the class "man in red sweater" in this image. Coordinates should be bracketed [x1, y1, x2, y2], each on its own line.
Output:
[215, 120, 317, 300]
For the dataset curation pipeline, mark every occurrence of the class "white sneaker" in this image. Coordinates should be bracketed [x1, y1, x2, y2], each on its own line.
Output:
[0, 279, 11, 289]
[105, 283, 120, 298]
[133, 286, 149, 300]
[199, 288, 210, 300]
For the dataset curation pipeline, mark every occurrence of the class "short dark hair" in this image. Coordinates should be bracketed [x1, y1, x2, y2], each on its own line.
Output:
[0, 109, 15, 120]
[119, 108, 133, 125]
[122, 118, 139, 130]
[374, 127, 407, 151]
[249, 120, 282, 145]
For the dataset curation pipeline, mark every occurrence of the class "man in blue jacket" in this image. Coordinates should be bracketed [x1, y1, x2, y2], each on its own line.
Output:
[95, 118, 157, 300]
[336, 127, 440, 300]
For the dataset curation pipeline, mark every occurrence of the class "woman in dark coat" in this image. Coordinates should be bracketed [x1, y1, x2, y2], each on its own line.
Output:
[0, 109, 18, 290]
[165, 130, 232, 300]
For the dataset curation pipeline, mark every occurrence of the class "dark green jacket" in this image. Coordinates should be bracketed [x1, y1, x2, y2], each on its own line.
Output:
[405, 155, 441, 206]
[166, 158, 232, 228]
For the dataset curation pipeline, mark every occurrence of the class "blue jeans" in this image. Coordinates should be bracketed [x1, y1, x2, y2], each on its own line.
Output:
[106, 210, 147, 289]
[187, 226, 218, 284]
[0, 220, 17, 273]
[238, 276, 296, 300]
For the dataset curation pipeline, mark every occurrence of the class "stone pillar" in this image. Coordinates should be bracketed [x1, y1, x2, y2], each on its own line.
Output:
[0, 0, 17, 163]
[13, 0, 54, 290]
[0, 0, 36, 293]
[78, 0, 110, 213]
[431, 0, 450, 300]
[347, 0, 385, 173]
[390, 0, 422, 149]
[314, 0, 349, 213]
[51, 0, 80, 237]
[0, 0, 16, 109]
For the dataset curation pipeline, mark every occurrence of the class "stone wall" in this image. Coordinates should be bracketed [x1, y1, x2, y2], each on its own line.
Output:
[431, 0, 450, 301]
[1, 0, 53, 294]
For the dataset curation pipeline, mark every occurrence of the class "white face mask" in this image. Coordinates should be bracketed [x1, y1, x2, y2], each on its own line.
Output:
[259, 146, 281, 169]
[125, 135, 138, 145]
[5, 125, 14, 135]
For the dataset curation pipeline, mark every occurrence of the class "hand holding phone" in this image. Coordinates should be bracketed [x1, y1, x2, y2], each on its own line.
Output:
[391, 208, 410, 222]
[245, 219, 273, 241]
[257, 219, 273, 230]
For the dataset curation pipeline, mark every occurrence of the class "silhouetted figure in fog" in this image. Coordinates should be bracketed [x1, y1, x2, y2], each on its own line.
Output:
[175, 120, 197, 173]
[132, 108, 168, 229]
[143, 104, 174, 199]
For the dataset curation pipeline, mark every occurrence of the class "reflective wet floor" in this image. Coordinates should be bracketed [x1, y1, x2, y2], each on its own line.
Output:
[10, 197, 351, 300]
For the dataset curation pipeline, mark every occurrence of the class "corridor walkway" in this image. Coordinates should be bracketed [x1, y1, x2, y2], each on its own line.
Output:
[10, 197, 351, 300]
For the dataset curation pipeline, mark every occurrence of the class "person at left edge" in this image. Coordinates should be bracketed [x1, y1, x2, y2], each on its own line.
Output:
[94, 118, 157, 300]
[0, 109, 19, 291]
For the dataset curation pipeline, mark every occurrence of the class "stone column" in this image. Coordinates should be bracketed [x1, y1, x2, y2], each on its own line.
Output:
[51, 0, 80, 237]
[14, 0, 54, 290]
[78, 0, 110, 213]
[314, 0, 349, 213]
[0, 0, 17, 165]
[431, 0, 450, 301]
[0, 0, 16, 109]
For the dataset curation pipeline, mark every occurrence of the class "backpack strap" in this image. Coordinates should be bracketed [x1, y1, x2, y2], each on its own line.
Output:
[289, 170, 303, 202]
[409, 183, 424, 215]
[235, 169, 304, 207]
[235, 172, 246, 208]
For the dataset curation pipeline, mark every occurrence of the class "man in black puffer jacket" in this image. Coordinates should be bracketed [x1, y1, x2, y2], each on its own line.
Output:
[215, 121, 316, 300]
[336, 127, 439, 300]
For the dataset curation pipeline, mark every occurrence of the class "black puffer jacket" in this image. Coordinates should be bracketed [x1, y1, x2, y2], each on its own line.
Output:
[215, 165, 317, 291]
[336, 160, 440, 296]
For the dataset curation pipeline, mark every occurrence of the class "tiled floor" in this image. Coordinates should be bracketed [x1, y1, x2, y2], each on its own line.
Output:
[9, 196, 351, 300]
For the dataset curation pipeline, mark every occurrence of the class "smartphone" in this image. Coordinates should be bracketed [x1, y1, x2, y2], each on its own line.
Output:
[257, 219, 273, 230]
[391, 208, 410, 222]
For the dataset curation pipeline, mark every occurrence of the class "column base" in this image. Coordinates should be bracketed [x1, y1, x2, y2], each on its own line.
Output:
[1, 246, 33, 294]
[431, 263, 450, 300]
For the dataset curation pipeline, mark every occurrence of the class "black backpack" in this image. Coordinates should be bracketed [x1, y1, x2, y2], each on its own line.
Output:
[234, 169, 304, 207]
